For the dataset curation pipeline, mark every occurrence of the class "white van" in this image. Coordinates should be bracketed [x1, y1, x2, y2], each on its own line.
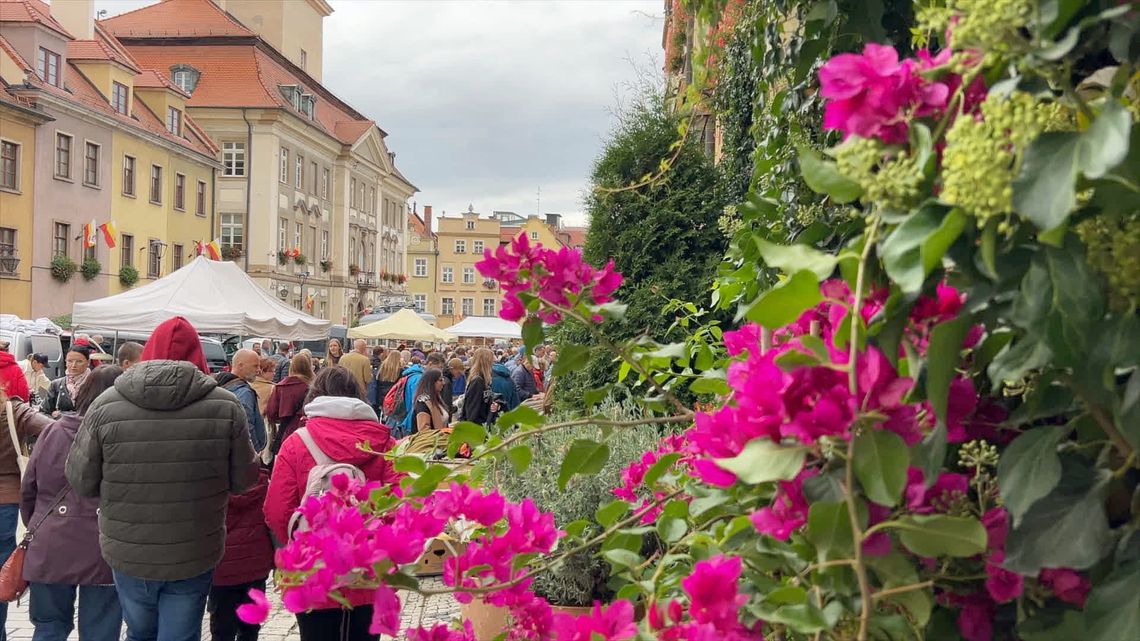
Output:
[0, 329, 63, 380]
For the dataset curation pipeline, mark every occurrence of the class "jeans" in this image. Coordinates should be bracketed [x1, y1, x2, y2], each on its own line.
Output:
[28, 583, 122, 641]
[296, 607, 377, 641]
[113, 569, 214, 641]
[0, 503, 19, 641]
[207, 579, 266, 641]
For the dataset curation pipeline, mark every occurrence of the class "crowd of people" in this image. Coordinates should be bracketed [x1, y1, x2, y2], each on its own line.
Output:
[0, 319, 560, 641]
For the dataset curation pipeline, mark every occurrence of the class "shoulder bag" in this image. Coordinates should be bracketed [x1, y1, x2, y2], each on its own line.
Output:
[4, 401, 28, 476]
[0, 489, 68, 602]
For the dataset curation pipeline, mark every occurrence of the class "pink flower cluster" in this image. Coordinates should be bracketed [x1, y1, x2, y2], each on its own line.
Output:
[475, 234, 623, 323]
[648, 556, 763, 641]
[613, 433, 693, 523]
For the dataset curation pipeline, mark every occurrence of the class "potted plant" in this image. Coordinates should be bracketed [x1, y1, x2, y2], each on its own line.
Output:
[50, 255, 77, 283]
[221, 246, 242, 261]
[349, 264, 361, 276]
[80, 257, 101, 281]
[119, 264, 139, 287]
[398, 274, 407, 284]
[293, 253, 306, 266]
[320, 258, 332, 273]
[277, 250, 288, 266]
[464, 399, 664, 638]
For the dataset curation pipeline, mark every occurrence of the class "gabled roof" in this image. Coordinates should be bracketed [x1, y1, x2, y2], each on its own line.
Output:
[133, 68, 190, 98]
[0, 0, 71, 38]
[561, 226, 588, 247]
[408, 211, 435, 239]
[66, 38, 141, 74]
[99, 0, 255, 38]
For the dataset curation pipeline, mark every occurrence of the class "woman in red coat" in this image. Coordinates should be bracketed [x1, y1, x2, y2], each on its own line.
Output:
[265, 354, 312, 457]
[209, 467, 274, 641]
[263, 366, 399, 641]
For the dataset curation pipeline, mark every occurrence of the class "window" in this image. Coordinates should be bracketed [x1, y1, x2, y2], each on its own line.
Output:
[483, 298, 496, 316]
[466, 220, 475, 230]
[83, 142, 99, 186]
[369, 187, 376, 214]
[473, 240, 484, 255]
[414, 294, 426, 312]
[37, 48, 60, 86]
[0, 141, 18, 191]
[414, 258, 427, 277]
[441, 266, 453, 283]
[279, 148, 289, 183]
[454, 240, 466, 254]
[221, 213, 243, 249]
[54, 133, 71, 179]
[461, 298, 473, 316]
[172, 243, 184, 270]
[166, 107, 182, 136]
[530, 231, 539, 240]
[294, 222, 302, 252]
[196, 181, 207, 216]
[170, 65, 201, 94]
[463, 266, 475, 284]
[111, 82, 129, 115]
[222, 142, 245, 176]
[147, 241, 161, 278]
[174, 173, 186, 210]
[0, 228, 15, 270]
[295, 154, 303, 188]
[320, 230, 329, 259]
[121, 155, 135, 196]
[83, 242, 96, 263]
[278, 218, 287, 251]
[53, 222, 70, 258]
[120, 234, 133, 269]
[321, 168, 329, 199]
[300, 49, 308, 69]
[310, 161, 317, 194]
[350, 178, 356, 208]
[149, 165, 162, 203]
[441, 298, 454, 316]
[309, 225, 317, 258]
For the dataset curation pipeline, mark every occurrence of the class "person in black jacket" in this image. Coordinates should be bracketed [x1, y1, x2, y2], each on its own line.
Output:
[41, 346, 91, 417]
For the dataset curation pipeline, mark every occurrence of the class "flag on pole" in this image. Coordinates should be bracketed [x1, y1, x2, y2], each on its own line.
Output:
[82, 219, 97, 248]
[205, 238, 222, 260]
[304, 293, 314, 311]
[193, 240, 203, 256]
[98, 221, 117, 248]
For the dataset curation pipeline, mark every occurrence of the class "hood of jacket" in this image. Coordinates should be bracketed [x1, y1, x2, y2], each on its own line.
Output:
[402, 364, 424, 378]
[140, 316, 209, 374]
[302, 397, 386, 465]
[0, 352, 16, 370]
[276, 376, 310, 390]
[114, 360, 218, 411]
[492, 363, 513, 379]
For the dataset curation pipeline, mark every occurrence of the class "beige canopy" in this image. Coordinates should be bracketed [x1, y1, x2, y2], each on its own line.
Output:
[347, 308, 455, 342]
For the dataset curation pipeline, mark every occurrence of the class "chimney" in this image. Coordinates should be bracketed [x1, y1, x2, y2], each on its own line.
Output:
[423, 205, 433, 234]
[51, 0, 94, 40]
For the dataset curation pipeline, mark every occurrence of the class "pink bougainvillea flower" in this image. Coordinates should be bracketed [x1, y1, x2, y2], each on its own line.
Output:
[369, 584, 402, 636]
[552, 600, 637, 641]
[863, 502, 893, 556]
[984, 551, 1024, 603]
[942, 377, 980, 443]
[750, 468, 817, 540]
[956, 594, 996, 641]
[682, 556, 748, 626]
[406, 621, 477, 641]
[236, 589, 270, 625]
[981, 507, 1009, 551]
[1038, 568, 1091, 607]
[904, 467, 969, 514]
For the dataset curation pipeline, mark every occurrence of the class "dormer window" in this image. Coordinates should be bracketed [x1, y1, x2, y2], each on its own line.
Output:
[112, 82, 129, 115]
[37, 48, 60, 87]
[278, 84, 317, 120]
[170, 65, 201, 94]
[166, 107, 182, 136]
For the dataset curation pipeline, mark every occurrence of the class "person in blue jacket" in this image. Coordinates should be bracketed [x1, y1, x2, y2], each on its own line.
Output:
[398, 362, 425, 435]
[490, 363, 521, 411]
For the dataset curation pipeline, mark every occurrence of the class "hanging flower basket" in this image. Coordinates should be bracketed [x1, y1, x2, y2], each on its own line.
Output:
[277, 250, 288, 266]
[50, 255, 77, 283]
[293, 254, 307, 266]
[80, 257, 101, 281]
[222, 246, 242, 261]
[398, 274, 407, 284]
[119, 264, 139, 287]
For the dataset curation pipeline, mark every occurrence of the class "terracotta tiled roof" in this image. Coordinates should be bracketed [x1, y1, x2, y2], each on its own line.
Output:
[0, 34, 32, 73]
[133, 68, 190, 97]
[562, 226, 588, 247]
[408, 212, 434, 239]
[67, 39, 141, 74]
[100, 0, 254, 38]
[0, 0, 71, 38]
[499, 227, 519, 243]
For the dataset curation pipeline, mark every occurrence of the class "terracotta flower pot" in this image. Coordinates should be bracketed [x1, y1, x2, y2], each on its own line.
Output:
[459, 598, 511, 641]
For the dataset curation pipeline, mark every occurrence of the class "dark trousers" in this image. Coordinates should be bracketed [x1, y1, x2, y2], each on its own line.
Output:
[296, 607, 378, 641]
[28, 583, 122, 641]
[0, 503, 16, 641]
[207, 580, 266, 641]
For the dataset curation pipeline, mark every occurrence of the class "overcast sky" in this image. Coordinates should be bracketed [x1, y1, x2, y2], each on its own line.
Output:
[94, 0, 665, 227]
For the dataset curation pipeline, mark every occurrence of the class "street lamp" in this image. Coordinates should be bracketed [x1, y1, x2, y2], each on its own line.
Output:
[299, 270, 311, 312]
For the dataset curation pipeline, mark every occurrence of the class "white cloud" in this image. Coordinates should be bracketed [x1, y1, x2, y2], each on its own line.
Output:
[96, 0, 665, 227]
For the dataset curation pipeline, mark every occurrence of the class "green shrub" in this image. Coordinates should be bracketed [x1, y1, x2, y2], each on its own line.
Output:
[487, 399, 666, 606]
[50, 255, 77, 283]
[119, 264, 139, 287]
[80, 257, 101, 281]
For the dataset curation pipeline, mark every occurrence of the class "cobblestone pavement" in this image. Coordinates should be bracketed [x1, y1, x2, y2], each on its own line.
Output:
[6, 577, 460, 641]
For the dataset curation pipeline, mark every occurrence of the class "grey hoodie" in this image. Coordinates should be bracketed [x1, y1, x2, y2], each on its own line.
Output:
[66, 359, 258, 581]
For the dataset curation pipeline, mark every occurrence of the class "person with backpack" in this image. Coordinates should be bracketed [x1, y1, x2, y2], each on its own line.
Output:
[394, 359, 425, 437]
[263, 366, 399, 641]
[373, 352, 402, 419]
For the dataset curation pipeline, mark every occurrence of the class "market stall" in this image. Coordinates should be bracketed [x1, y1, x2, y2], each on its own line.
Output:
[348, 308, 455, 343]
[445, 316, 522, 346]
[72, 256, 330, 340]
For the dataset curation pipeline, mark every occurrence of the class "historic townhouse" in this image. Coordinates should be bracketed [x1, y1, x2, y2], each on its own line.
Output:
[102, 0, 417, 324]
[0, 0, 218, 317]
[0, 87, 51, 318]
[406, 205, 438, 321]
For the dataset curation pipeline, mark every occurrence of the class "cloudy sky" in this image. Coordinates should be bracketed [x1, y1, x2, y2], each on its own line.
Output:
[94, 0, 665, 226]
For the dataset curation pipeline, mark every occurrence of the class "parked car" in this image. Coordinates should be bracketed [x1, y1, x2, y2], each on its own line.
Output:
[200, 337, 229, 373]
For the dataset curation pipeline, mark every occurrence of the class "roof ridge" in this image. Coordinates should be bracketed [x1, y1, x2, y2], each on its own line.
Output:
[95, 23, 143, 70]
[247, 44, 281, 109]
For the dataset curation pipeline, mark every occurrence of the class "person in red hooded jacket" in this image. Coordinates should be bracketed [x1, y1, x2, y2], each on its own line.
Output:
[208, 467, 274, 641]
[0, 348, 31, 403]
[263, 366, 399, 641]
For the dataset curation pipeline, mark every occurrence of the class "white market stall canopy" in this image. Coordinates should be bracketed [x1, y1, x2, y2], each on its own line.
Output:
[72, 256, 331, 340]
[348, 308, 455, 343]
[446, 316, 522, 340]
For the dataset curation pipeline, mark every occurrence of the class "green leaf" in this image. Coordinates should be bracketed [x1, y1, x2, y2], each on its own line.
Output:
[657, 517, 687, 543]
[807, 500, 854, 560]
[764, 586, 809, 605]
[1079, 100, 1131, 179]
[1010, 246, 1105, 366]
[563, 519, 590, 538]
[853, 429, 910, 507]
[506, 445, 533, 473]
[393, 455, 427, 475]
[988, 337, 1052, 388]
[880, 206, 967, 293]
[755, 237, 839, 280]
[1085, 562, 1140, 641]
[601, 549, 641, 569]
[581, 384, 613, 408]
[690, 376, 731, 396]
[552, 343, 591, 376]
[799, 145, 863, 203]
[1004, 454, 1113, 574]
[892, 515, 987, 558]
[869, 552, 931, 626]
[558, 439, 610, 489]
[407, 464, 452, 498]
[911, 421, 947, 487]
[759, 603, 829, 634]
[521, 317, 544, 353]
[926, 316, 970, 425]
[595, 500, 630, 528]
[496, 404, 544, 429]
[643, 452, 683, 487]
[447, 421, 487, 457]
[997, 424, 1067, 527]
[743, 270, 823, 329]
[714, 438, 808, 485]
[1013, 132, 1082, 230]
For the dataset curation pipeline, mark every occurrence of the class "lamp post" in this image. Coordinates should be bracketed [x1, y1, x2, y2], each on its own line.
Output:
[299, 270, 311, 312]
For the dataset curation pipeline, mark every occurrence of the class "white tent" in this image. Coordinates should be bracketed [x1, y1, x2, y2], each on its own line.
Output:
[72, 256, 330, 340]
[446, 316, 522, 340]
[348, 308, 454, 342]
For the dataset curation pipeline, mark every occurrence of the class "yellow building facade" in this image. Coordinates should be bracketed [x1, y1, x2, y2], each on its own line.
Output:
[0, 98, 50, 317]
[406, 206, 438, 321]
[434, 209, 502, 328]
